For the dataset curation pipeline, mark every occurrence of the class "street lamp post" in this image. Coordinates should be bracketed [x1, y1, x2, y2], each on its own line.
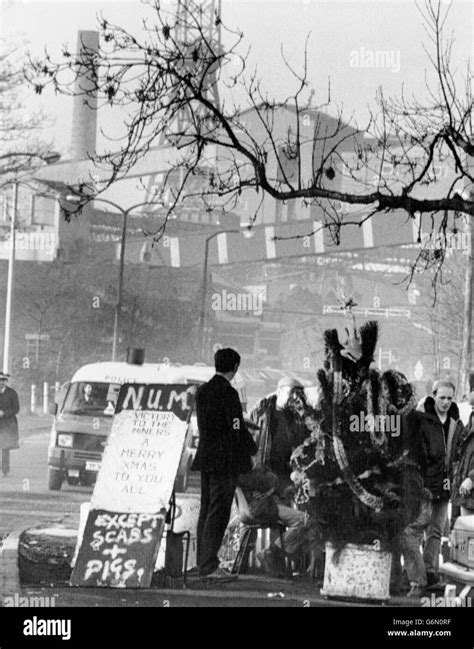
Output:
[65, 195, 163, 361]
[3, 173, 61, 374]
[112, 205, 129, 363]
[3, 183, 18, 374]
[2, 155, 62, 373]
[197, 229, 239, 362]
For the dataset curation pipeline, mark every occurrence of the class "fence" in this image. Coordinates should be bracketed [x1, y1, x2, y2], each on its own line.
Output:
[28, 381, 61, 415]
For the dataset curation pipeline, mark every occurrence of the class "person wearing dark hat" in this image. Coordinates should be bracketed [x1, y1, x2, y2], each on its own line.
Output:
[0, 372, 20, 477]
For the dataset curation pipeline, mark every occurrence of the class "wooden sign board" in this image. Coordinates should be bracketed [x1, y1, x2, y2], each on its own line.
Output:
[70, 510, 164, 588]
[70, 383, 195, 588]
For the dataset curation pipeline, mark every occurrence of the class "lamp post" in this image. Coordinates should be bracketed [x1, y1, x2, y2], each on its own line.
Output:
[65, 195, 163, 361]
[2, 183, 18, 374]
[197, 227, 256, 362]
[197, 229, 237, 362]
[0, 153, 63, 373]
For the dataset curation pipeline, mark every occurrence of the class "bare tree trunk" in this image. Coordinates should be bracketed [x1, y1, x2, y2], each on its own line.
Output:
[430, 315, 440, 378]
[55, 330, 72, 383]
[459, 212, 473, 398]
[458, 141, 473, 399]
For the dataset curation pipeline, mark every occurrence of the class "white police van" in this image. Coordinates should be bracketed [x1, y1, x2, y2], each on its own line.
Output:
[47, 360, 224, 492]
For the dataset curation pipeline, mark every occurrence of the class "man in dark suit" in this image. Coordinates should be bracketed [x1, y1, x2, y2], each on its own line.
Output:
[192, 348, 257, 580]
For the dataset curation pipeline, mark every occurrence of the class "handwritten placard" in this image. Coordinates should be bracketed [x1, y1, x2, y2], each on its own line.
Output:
[90, 383, 195, 513]
[70, 510, 164, 588]
[70, 383, 195, 588]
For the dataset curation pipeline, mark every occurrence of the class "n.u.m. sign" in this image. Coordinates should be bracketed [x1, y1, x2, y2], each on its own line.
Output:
[70, 383, 195, 588]
[90, 383, 195, 513]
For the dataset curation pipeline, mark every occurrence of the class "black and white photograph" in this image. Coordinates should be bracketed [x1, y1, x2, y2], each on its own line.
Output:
[0, 0, 473, 647]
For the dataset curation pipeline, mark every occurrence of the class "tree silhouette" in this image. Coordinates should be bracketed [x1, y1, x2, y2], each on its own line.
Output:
[27, 0, 472, 250]
[0, 38, 51, 186]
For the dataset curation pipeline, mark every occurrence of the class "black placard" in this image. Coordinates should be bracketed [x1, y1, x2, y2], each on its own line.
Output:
[70, 509, 164, 588]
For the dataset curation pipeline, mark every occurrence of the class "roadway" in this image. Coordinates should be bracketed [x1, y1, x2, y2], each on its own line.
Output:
[0, 415, 86, 540]
[0, 415, 200, 540]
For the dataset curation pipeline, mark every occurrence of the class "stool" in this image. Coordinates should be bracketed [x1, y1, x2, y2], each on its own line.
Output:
[231, 487, 291, 577]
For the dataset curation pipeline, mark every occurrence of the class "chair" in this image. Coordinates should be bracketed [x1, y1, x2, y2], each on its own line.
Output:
[231, 487, 290, 577]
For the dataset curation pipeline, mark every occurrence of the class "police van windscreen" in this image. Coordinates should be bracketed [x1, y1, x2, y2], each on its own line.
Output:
[61, 382, 120, 416]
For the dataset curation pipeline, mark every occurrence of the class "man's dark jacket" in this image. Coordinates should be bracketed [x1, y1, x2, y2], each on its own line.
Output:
[191, 374, 257, 475]
[0, 386, 20, 450]
[249, 394, 307, 478]
[451, 415, 474, 510]
[416, 397, 465, 499]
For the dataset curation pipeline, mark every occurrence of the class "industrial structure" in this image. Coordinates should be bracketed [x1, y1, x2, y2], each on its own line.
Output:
[1, 3, 472, 406]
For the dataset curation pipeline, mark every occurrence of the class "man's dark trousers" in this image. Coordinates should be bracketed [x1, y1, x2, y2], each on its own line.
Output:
[196, 471, 237, 576]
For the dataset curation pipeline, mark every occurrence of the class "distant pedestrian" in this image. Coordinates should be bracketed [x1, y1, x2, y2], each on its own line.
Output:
[192, 348, 257, 580]
[0, 372, 20, 477]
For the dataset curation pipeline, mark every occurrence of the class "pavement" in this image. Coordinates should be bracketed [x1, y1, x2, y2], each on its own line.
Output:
[0, 413, 455, 608]
[1, 511, 422, 608]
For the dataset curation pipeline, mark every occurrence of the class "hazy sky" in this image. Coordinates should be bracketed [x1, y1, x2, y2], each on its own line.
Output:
[2, 0, 472, 153]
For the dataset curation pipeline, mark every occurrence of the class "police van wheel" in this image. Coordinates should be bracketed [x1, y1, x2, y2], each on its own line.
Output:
[48, 468, 63, 491]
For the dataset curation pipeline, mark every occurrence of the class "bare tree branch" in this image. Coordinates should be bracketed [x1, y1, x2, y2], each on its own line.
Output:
[27, 0, 473, 264]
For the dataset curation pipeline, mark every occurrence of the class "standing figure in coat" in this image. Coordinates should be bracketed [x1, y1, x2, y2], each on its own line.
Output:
[192, 348, 257, 580]
[416, 379, 465, 589]
[249, 377, 308, 502]
[246, 377, 312, 577]
[0, 372, 20, 477]
[451, 392, 474, 517]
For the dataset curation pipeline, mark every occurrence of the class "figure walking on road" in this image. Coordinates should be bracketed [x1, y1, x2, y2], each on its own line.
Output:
[0, 372, 20, 477]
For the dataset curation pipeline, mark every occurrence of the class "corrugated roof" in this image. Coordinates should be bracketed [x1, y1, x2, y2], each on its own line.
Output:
[32, 146, 182, 186]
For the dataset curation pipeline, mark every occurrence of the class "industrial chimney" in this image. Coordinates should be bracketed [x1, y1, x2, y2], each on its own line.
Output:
[126, 348, 145, 365]
[68, 30, 99, 160]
